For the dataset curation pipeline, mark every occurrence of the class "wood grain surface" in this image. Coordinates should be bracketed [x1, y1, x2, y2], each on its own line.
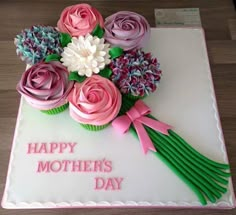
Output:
[0, 0, 236, 214]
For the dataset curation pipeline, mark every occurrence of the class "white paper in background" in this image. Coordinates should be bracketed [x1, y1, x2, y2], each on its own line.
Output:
[155, 8, 201, 27]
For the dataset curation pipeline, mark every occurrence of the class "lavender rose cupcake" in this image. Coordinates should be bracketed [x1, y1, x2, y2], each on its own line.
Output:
[104, 11, 150, 51]
[17, 61, 74, 114]
[68, 75, 122, 131]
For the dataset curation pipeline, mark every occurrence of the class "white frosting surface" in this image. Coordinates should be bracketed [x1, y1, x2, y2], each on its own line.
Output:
[2, 28, 235, 209]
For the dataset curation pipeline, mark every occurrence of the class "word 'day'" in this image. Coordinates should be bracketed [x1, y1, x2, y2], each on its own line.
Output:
[95, 177, 123, 190]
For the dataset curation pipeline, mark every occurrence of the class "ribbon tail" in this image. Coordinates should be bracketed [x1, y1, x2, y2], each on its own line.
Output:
[139, 117, 172, 135]
[133, 120, 157, 154]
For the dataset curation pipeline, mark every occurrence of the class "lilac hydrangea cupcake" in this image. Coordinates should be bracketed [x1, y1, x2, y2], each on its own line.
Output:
[110, 49, 162, 100]
[15, 25, 63, 65]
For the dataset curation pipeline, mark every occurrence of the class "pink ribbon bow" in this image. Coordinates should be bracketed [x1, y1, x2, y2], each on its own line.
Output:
[112, 100, 172, 154]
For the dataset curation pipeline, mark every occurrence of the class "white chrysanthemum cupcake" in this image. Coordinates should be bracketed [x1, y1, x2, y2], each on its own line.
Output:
[61, 34, 111, 77]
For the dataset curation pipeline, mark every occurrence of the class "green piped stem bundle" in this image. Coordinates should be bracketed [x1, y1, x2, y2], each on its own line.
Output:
[120, 95, 231, 205]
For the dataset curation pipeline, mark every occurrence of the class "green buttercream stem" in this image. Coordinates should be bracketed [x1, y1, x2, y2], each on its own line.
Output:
[119, 95, 136, 115]
[169, 130, 230, 170]
[129, 127, 207, 205]
[123, 100, 213, 203]
[147, 127, 226, 197]
[120, 96, 230, 204]
[92, 24, 104, 38]
[156, 133, 226, 195]
[147, 128, 219, 203]
[154, 152, 207, 205]
[109, 47, 124, 59]
[128, 115, 212, 203]
[147, 113, 230, 170]
[159, 130, 229, 182]
[168, 133, 230, 183]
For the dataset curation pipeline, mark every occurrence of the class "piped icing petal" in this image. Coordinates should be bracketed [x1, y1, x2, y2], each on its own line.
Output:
[110, 49, 162, 97]
[14, 25, 63, 65]
[17, 61, 74, 110]
[61, 34, 110, 76]
[57, 3, 104, 37]
[104, 11, 150, 51]
[68, 75, 121, 125]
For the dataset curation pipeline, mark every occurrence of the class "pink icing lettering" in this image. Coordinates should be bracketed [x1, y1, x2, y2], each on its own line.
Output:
[114, 177, 123, 190]
[27, 142, 78, 154]
[38, 143, 47, 153]
[62, 160, 71, 171]
[59, 142, 67, 153]
[94, 160, 102, 172]
[105, 178, 115, 190]
[37, 161, 50, 172]
[94, 177, 105, 190]
[94, 177, 123, 190]
[68, 142, 77, 153]
[50, 142, 58, 153]
[72, 160, 82, 172]
[50, 160, 62, 172]
[84, 160, 92, 172]
[27, 143, 38, 154]
[104, 160, 112, 172]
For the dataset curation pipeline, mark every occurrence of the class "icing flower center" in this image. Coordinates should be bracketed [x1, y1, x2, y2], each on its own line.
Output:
[80, 48, 92, 57]
[88, 92, 100, 103]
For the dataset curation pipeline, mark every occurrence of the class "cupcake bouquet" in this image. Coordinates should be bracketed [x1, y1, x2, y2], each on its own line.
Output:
[15, 3, 231, 205]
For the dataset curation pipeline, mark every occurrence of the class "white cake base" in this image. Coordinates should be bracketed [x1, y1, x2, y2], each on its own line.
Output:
[2, 28, 235, 209]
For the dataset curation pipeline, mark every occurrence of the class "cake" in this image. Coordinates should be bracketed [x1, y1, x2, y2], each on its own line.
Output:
[1, 3, 235, 209]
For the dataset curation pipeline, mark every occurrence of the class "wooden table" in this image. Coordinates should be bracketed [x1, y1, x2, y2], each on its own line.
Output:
[0, 0, 236, 214]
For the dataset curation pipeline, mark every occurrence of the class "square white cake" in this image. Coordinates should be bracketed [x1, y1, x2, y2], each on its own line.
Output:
[2, 28, 235, 209]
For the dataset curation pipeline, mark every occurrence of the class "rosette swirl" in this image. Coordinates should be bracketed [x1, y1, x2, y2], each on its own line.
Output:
[68, 75, 121, 125]
[104, 11, 150, 51]
[17, 62, 74, 110]
[57, 3, 104, 37]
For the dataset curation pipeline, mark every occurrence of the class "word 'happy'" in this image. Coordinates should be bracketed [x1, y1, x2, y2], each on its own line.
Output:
[27, 142, 77, 154]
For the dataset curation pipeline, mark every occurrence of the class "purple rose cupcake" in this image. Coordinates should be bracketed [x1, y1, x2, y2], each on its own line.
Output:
[104, 11, 150, 51]
[17, 61, 74, 114]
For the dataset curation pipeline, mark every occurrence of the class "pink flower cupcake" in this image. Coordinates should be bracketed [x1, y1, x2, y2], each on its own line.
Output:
[104, 11, 150, 51]
[17, 61, 74, 114]
[57, 3, 104, 37]
[68, 75, 122, 131]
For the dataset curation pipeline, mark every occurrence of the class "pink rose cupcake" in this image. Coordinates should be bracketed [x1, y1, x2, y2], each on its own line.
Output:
[68, 75, 122, 131]
[57, 3, 104, 37]
[17, 61, 74, 114]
